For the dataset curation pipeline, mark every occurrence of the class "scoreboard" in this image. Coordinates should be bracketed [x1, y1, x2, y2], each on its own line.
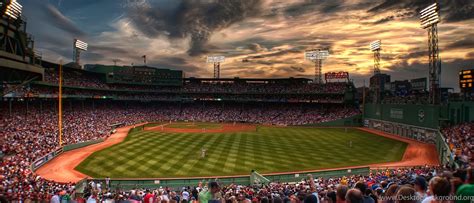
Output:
[459, 69, 474, 90]
[325, 72, 349, 80]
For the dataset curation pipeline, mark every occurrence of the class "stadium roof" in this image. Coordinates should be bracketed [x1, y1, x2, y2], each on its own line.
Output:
[185, 77, 312, 84]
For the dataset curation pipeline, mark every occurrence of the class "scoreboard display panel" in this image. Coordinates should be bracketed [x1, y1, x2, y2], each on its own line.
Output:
[459, 69, 474, 90]
[325, 72, 349, 80]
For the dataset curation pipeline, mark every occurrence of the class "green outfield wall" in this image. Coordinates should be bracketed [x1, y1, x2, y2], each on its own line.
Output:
[363, 103, 462, 167]
[303, 114, 362, 127]
[447, 102, 474, 124]
[91, 167, 370, 190]
[31, 139, 106, 171]
[63, 139, 105, 151]
[364, 104, 448, 129]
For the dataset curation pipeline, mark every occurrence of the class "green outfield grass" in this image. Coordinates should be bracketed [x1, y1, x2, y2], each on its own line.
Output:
[75, 126, 407, 178]
[166, 122, 222, 129]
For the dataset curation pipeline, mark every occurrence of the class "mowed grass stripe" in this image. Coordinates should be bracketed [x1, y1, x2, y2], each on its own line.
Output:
[75, 126, 407, 178]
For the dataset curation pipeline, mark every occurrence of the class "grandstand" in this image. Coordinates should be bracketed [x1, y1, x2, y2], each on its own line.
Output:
[0, 0, 473, 202]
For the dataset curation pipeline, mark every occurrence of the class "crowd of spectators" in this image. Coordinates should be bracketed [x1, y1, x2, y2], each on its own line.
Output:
[0, 101, 359, 201]
[0, 102, 472, 202]
[41, 69, 349, 95]
[0, 102, 164, 202]
[180, 82, 348, 94]
[6, 84, 347, 103]
[21, 166, 474, 203]
[442, 123, 474, 168]
[2, 71, 472, 202]
[44, 70, 108, 89]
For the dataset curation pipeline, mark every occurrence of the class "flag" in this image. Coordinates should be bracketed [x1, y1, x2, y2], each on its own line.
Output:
[142, 55, 147, 65]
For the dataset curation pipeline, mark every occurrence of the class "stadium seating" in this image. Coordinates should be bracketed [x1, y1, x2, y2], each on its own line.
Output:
[75, 166, 472, 203]
[441, 123, 474, 168]
[40, 69, 349, 95]
[1, 99, 473, 201]
[1, 70, 471, 202]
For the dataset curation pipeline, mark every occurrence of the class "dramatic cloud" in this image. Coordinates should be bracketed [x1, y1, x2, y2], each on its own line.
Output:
[20, 0, 474, 91]
[44, 4, 85, 37]
[446, 38, 474, 50]
[467, 52, 474, 59]
[126, 0, 263, 56]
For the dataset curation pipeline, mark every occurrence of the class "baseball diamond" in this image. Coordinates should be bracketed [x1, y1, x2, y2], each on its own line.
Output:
[75, 123, 407, 178]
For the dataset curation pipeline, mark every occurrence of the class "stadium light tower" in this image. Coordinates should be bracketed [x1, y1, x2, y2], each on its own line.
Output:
[207, 56, 225, 79]
[2, 0, 22, 20]
[305, 49, 329, 84]
[73, 39, 88, 65]
[420, 2, 441, 105]
[370, 40, 382, 75]
[113, 59, 120, 66]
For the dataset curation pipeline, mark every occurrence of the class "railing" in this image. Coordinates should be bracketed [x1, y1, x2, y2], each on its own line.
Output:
[63, 139, 105, 152]
[435, 130, 457, 168]
[88, 167, 370, 190]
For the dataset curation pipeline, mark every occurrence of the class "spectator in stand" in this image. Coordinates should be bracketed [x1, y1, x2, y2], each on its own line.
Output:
[182, 189, 190, 201]
[413, 176, 428, 201]
[51, 190, 60, 203]
[395, 186, 416, 203]
[144, 190, 154, 203]
[441, 123, 473, 168]
[456, 168, 474, 203]
[199, 181, 221, 203]
[346, 189, 363, 203]
[383, 184, 399, 203]
[422, 177, 450, 203]
[337, 185, 348, 203]
[354, 182, 375, 203]
[0, 186, 7, 203]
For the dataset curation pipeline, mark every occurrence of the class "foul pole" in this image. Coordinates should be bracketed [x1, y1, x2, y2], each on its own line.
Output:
[58, 61, 63, 147]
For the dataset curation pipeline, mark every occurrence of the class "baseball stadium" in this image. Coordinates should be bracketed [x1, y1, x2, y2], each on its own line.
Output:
[1, 0, 473, 202]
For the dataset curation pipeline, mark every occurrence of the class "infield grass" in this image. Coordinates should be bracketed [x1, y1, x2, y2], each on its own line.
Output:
[76, 126, 407, 178]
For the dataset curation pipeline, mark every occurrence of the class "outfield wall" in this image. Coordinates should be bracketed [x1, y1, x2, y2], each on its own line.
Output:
[63, 139, 105, 152]
[363, 119, 438, 143]
[303, 114, 362, 127]
[363, 103, 456, 167]
[363, 118, 454, 166]
[446, 101, 474, 124]
[31, 139, 106, 171]
[92, 167, 370, 190]
[364, 104, 447, 129]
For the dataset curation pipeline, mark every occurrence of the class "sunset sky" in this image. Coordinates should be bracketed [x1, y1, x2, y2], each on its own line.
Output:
[21, 0, 474, 89]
